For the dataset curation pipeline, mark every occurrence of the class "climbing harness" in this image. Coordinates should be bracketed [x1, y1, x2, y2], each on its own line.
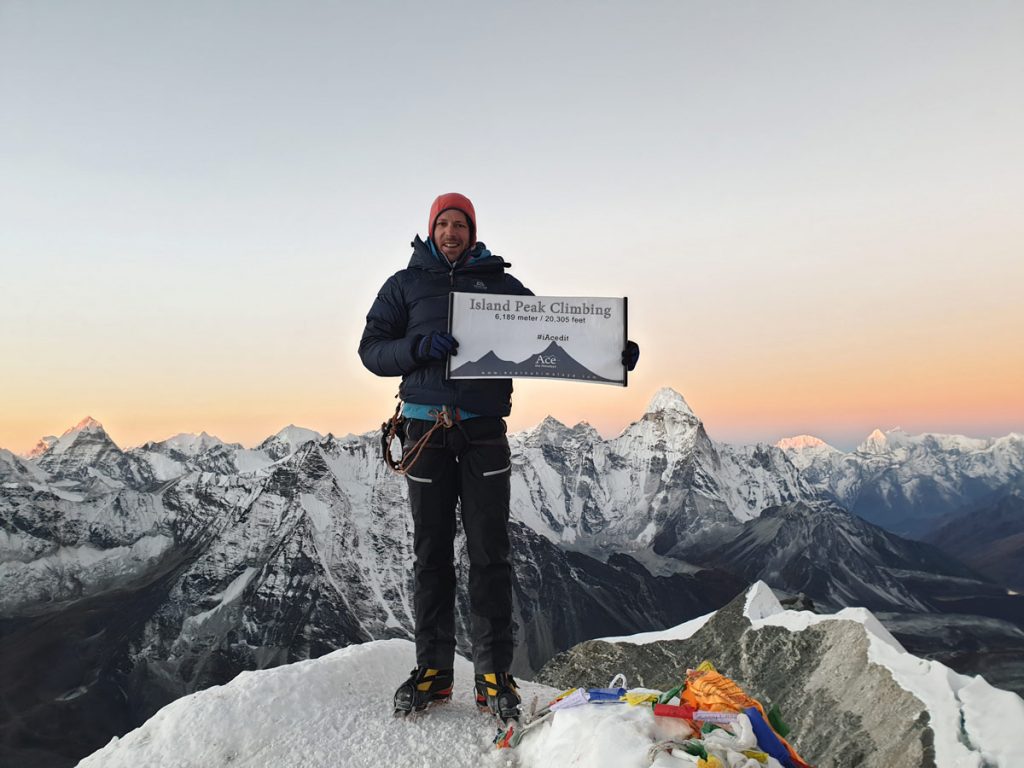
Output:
[380, 402, 461, 475]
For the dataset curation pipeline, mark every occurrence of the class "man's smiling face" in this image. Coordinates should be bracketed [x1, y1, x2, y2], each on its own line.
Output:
[433, 209, 472, 262]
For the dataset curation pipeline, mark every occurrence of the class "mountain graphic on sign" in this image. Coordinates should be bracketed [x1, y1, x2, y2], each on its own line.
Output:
[450, 342, 618, 382]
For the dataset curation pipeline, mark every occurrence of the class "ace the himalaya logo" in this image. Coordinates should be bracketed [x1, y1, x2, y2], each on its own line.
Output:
[533, 334, 569, 369]
[467, 297, 613, 319]
[535, 353, 558, 369]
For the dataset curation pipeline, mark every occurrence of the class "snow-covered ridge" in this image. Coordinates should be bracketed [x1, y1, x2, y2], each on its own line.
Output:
[78, 585, 1024, 768]
[775, 434, 834, 451]
[25, 435, 58, 459]
[594, 583, 1024, 767]
[742, 581, 1024, 767]
[852, 426, 993, 455]
[148, 431, 229, 456]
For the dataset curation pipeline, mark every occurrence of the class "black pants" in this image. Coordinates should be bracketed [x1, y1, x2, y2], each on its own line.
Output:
[403, 416, 514, 673]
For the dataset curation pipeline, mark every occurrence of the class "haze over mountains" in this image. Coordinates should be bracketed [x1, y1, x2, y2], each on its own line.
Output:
[2, 388, 1023, 766]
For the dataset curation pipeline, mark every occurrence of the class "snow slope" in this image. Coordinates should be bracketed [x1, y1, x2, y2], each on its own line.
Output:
[79, 638, 722, 768]
[81, 639, 559, 768]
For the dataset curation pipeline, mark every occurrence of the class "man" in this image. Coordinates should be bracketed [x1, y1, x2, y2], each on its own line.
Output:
[359, 193, 639, 721]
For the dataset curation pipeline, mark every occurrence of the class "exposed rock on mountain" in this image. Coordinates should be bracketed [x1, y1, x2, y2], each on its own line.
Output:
[538, 583, 1023, 768]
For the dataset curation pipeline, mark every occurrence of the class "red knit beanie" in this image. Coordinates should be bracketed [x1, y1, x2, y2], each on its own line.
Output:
[428, 193, 476, 244]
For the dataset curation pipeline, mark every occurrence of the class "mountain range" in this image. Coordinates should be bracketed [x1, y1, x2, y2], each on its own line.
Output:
[2, 388, 1023, 766]
[776, 428, 1024, 537]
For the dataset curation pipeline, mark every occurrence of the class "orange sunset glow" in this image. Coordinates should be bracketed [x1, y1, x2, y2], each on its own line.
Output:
[2, 2, 1022, 456]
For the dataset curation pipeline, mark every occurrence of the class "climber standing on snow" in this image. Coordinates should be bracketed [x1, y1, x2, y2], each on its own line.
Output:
[358, 193, 640, 720]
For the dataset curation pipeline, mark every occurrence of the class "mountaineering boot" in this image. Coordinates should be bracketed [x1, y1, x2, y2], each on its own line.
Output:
[474, 672, 521, 721]
[393, 667, 454, 715]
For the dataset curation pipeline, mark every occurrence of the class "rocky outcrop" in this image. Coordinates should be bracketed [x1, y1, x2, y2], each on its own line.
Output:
[537, 586, 938, 767]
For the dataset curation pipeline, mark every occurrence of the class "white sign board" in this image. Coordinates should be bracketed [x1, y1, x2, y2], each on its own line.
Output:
[447, 293, 628, 386]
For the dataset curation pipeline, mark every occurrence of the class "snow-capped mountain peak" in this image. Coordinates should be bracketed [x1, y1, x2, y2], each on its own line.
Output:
[65, 416, 104, 435]
[256, 425, 323, 461]
[156, 431, 229, 456]
[859, 428, 890, 454]
[858, 427, 920, 455]
[644, 387, 696, 417]
[271, 425, 322, 447]
[774, 435, 841, 471]
[26, 415, 130, 484]
[47, 416, 115, 457]
[775, 435, 836, 452]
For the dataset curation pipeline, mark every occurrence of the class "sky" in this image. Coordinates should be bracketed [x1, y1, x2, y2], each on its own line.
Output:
[2, 0, 1022, 454]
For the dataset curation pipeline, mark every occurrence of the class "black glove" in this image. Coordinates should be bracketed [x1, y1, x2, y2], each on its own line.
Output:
[415, 331, 459, 362]
[622, 340, 639, 371]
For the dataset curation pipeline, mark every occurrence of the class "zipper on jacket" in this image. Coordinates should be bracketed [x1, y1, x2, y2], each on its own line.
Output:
[447, 267, 457, 410]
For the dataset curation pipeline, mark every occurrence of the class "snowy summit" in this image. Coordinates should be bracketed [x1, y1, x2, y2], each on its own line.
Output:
[78, 582, 1024, 768]
[858, 428, 892, 454]
[272, 424, 324, 448]
[775, 435, 833, 452]
[64, 416, 104, 436]
[157, 431, 227, 455]
[644, 387, 696, 417]
[44, 416, 112, 457]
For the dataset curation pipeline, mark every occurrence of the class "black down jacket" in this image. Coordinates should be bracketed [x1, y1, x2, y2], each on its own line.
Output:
[358, 236, 533, 417]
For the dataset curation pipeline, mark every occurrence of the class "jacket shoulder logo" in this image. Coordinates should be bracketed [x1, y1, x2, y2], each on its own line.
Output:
[473, 280, 487, 290]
